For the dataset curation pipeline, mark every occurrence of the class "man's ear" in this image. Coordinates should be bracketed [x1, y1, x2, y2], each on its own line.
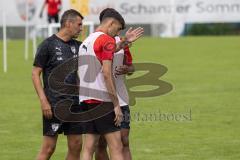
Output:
[65, 20, 71, 28]
[108, 19, 115, 27]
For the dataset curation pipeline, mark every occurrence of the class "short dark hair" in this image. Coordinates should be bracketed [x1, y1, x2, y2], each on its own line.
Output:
[60, 9, 84, 28]
[99, 8, 125, 29]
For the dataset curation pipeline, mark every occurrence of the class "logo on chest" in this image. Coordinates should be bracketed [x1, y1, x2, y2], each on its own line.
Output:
[70, 46, 76, 54]
[55, 46, 63, 61]
[55, 46, 63, 55]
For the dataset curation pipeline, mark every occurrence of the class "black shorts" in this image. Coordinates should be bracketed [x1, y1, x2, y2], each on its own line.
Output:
[121, 105, 130, 129]
[81, 102, 120, 135]
[47, 14, 59, 23]
[43, 104, 85, 136]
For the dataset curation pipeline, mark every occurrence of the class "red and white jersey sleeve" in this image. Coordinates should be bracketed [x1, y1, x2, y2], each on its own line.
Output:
[123, 46, 133, 66]
[93, 34, 115, 62]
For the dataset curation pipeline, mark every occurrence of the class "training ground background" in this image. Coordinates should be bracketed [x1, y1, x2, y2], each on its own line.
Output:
[0, 36, 239, 159]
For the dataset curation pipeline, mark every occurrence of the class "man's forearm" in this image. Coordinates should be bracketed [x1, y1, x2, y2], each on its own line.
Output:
[103, 74, 119, 107]
[115, 40, 129, 52]
[32, 69, 48, 103]
[102, 61, 120, 107]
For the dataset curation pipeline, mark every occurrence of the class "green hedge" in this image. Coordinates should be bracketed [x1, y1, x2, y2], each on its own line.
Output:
[184, 23, 240, 35]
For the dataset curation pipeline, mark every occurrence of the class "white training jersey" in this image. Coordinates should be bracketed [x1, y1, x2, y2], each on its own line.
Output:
[78, 33, 130, 106]
[113, 36, 129, 106]
[78, 31, 112, 102]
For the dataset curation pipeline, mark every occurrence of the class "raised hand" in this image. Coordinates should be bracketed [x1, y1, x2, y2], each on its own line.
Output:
[125, 27, 144, 43]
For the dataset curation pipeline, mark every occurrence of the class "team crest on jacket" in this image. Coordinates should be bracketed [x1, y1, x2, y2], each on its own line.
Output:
[71, 46, 76, 54]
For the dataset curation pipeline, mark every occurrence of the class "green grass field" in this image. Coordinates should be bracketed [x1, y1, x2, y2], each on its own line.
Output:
[0, 36, 240, 160]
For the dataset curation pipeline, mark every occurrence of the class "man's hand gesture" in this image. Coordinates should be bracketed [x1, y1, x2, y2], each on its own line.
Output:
[125, 27, 144, 43]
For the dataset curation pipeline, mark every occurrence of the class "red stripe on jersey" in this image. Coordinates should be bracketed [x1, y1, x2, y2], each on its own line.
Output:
[123, 46, 133, 65]
[83, 99, 102, 104]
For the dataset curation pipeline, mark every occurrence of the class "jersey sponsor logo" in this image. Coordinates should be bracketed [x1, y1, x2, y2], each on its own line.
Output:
[103, 41, 116, 52]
